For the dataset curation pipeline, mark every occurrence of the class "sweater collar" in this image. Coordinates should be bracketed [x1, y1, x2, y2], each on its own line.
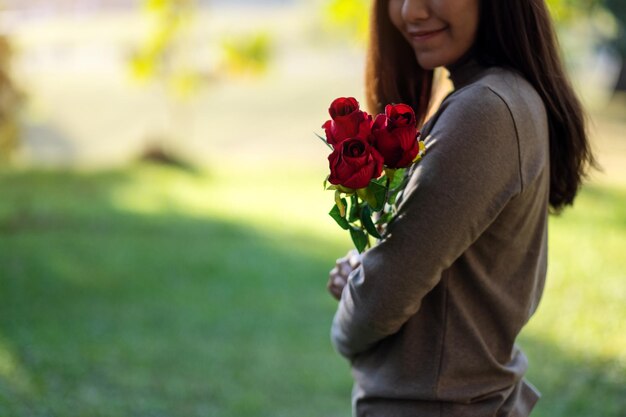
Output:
[445, 53, 486, 90]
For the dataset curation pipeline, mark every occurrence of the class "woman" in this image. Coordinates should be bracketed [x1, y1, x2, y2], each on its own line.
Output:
[327, 0, 595, 416]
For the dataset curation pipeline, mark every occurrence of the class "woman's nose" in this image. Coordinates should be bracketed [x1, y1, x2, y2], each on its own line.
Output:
[401, 0, 431, 22]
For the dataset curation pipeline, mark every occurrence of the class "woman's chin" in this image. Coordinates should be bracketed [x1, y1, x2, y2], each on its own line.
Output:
[414, 53, 441, 70]
[414, 51, 458, 71]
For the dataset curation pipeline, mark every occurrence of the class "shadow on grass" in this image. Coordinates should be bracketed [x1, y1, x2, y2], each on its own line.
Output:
[0, 169, 623, 417]
[0, 167, 351, 417]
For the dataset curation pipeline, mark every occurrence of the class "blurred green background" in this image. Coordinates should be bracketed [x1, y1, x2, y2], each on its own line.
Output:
[0, 1, 624, 416]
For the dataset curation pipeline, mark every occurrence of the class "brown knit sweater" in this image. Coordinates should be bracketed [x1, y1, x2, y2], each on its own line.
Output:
[331, 60, 549, 417]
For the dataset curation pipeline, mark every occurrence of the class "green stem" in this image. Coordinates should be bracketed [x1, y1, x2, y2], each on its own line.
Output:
[335, 190, 345, 217]
[385, 175, 391, 203]
[356, 194, 372, 249]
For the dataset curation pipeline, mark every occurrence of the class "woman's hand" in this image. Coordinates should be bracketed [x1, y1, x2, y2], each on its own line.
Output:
[327, 250, 362, 300]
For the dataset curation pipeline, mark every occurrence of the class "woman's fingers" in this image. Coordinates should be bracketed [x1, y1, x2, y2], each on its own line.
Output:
[328, 267, 347, 300]
[348, 251, 361, 268]
[337, 260, 352, 277]
[329, 250, 362, 300]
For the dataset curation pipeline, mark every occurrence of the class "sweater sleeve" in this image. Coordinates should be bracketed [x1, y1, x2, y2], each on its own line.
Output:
[331, 85, 524, 359]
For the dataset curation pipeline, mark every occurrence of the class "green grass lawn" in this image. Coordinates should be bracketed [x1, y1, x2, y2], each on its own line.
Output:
[0, 163, 624, 417]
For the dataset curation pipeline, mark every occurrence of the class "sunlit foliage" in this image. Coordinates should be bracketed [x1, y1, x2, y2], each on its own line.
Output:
[323, 0, 370, 43]
[128, 0, 274, 160]
[130, 0, 274, 97]
[222, 32, 273, 77]
[130, 0, 200, 99]
[546, 0, 601, 22]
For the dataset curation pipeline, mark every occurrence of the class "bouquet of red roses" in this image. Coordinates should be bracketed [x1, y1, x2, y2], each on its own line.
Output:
[318, 97, 425, 253]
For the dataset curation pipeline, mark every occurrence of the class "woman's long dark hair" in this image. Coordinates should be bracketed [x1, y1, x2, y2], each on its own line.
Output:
[365, 0, 596, 212]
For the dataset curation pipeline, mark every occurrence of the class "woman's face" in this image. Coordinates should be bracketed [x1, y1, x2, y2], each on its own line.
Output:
[388, 0, 480, 69]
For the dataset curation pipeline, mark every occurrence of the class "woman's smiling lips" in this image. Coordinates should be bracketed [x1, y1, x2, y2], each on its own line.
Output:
[407, 27, 447, 42]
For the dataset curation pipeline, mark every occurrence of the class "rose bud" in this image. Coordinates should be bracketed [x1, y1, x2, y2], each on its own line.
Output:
[371, 104, 420, 169]
[322, 97, 372, 148]
[328, 136, 384, 190]
[385, 103, 416, 128]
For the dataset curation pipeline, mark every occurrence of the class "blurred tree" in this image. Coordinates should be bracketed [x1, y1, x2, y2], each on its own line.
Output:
[129, 0, 198, 165]
[546, 0, 602, 22]
[221, 32, 272, 77]
[130, 0, 273, 165]
[603, 0, 626, 91]
[0, 35, 25, 165]
[131, 0, 200, 99]
[546, 0, 625, 92]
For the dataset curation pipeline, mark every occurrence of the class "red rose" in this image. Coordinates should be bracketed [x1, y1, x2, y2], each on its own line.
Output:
[328, 136, 384, 190]
[385, 103, 416, 128]
[371, 104, 420, 169]
[322, 97, 372, 148]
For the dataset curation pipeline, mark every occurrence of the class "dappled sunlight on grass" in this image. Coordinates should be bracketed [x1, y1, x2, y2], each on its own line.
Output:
[0, 336, 33, 398]
[522, 185, 626, 362]
[107, 162, 351, 243]
[0, 166, 352, 416]
[518, 183, 626, 416]
[0, 165, 624, 416]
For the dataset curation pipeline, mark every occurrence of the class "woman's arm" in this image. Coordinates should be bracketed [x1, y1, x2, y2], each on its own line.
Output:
[331, 85, 524, 359]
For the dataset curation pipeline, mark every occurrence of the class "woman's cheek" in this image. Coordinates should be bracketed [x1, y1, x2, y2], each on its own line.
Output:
[388, 0, 404, 32]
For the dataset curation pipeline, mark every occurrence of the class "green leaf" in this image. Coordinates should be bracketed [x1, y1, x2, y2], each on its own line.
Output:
[388, 188, 401, 205]
[348, 194, 359, 222]
[349, 227, 368, 253]
[329, 202, 350, 230]
[389, 168, 406, 190]
[387, 168, 408, 205]
[315, 132, 333, 150]
[367, 181, 387, 211]
[371, 176, 387, 186]
[360, 206, 382, 239]
[356, 187, 374, 208]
